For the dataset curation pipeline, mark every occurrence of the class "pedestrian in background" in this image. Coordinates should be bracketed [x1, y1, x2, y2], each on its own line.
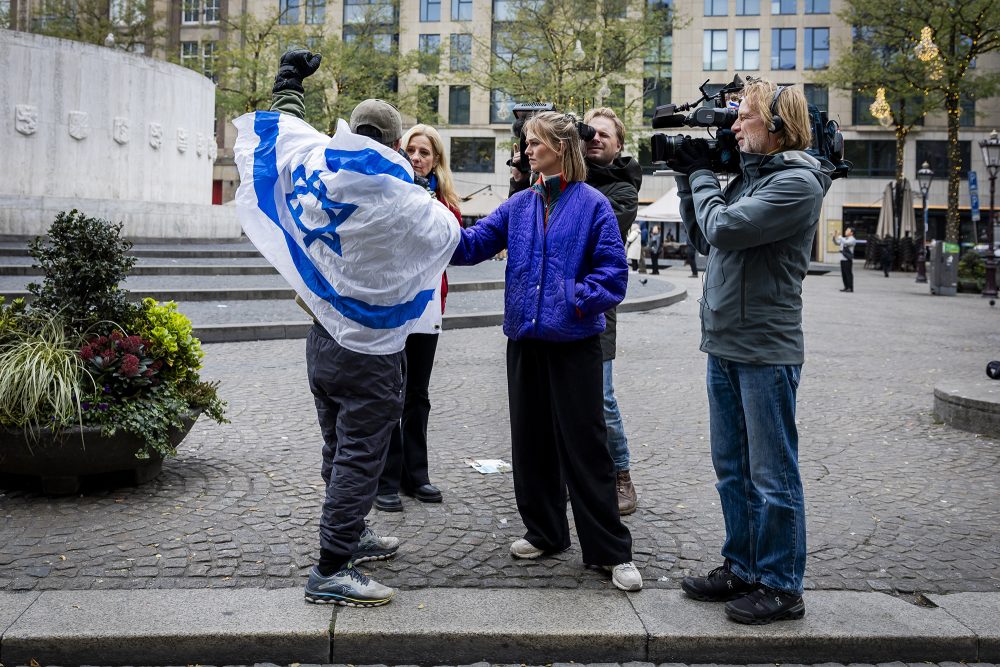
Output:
[833, 227, 856, 292]
[451, 111, 642, 593]
[625, 222, 642, 271]
[375, 124, 463, 512]
[685, 242, 699, 277]
[648, 224, 662, 275]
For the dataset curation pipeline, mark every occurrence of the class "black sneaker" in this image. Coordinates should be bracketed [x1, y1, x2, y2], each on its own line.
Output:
[304, 564, 394, 607]
[725, 585, 805, 625]
[681, 561, 756, 602]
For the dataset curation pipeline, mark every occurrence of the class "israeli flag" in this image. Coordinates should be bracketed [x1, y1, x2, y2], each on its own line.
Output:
[233, 111, 461, 355]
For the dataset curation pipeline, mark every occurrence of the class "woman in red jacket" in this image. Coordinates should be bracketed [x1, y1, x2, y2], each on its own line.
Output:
[375, 124, 463, 512]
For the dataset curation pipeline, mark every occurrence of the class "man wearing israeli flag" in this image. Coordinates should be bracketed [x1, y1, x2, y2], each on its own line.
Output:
[233, 50, 460, 607]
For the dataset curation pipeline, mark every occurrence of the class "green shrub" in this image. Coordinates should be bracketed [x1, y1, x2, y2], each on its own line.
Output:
[958, 249, 985, 288]
[27, 209, 138, 333]
[130, 299, 204, 384]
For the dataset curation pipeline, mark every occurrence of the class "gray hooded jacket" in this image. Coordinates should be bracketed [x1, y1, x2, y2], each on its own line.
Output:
[677, 150, 833, 366]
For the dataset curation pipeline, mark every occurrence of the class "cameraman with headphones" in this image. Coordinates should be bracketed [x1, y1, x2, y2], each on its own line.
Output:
[667, 78, 833, 624]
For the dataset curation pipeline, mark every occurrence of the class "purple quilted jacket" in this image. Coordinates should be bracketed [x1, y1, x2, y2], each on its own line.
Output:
[451, 181, 628, 342]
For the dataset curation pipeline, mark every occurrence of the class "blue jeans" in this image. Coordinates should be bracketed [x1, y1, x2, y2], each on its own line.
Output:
[706, 354, 805, 595]
[603, 360, 630, 471]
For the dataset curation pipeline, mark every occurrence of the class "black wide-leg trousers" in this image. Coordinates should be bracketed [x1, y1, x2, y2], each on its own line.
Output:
[506, 335, 632, 566]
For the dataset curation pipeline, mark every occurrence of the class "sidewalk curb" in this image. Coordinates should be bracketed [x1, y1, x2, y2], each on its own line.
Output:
[2, 588, 996, 665]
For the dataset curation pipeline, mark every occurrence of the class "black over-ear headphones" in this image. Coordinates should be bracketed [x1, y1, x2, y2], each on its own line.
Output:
[769, 85, 790, 133]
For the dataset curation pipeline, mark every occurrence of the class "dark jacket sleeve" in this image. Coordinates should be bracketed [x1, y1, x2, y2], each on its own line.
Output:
[602, 181, 639, 242]
[676, 174, 712, 256]
[270, 89, 306, 119]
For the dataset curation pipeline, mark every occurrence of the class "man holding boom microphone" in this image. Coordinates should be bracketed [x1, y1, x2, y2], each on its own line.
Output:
[666, 78, 834, 624]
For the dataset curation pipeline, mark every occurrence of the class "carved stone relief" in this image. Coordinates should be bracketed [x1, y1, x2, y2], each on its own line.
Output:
[113, 117, 130, 144]
[196, 132, 205, 157]
[148, 122, 163, 150]
[15, 105, 38, 135]
[68, 111, 90, 140]
[208, 142, 218, 160]
[177, 128, 188, 153]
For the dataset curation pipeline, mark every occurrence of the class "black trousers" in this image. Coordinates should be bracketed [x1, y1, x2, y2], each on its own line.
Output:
[840, 258, 854, 290]
[507, 336, 632, 566]
[307, 324, 404, 566]
[379, 332, 439, 494]
[650, 250, 660, 274]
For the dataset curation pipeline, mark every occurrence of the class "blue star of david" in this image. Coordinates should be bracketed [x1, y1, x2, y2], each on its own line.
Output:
[285, 164, 358, 256]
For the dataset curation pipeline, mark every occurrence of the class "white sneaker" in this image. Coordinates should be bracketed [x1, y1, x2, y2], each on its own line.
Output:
[605, 562, 643, 592]
[509, 538, 545, 559]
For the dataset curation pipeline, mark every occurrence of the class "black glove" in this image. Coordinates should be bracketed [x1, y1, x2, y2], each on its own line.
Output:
[669, 138, 713, 175]
[272, 50, 322, 95]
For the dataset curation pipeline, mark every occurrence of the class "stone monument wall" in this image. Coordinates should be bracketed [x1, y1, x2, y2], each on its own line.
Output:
[0, 29, 239, 239]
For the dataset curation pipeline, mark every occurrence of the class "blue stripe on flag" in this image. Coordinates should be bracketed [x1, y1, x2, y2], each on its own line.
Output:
[252, 112, 433, 329]
[325, 148, 414, 184]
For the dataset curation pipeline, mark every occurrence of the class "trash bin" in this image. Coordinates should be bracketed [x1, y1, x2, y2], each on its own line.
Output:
[928, 240, 958, 296]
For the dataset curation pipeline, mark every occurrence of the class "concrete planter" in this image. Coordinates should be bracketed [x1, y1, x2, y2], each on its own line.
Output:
[0, 413, 198, 494]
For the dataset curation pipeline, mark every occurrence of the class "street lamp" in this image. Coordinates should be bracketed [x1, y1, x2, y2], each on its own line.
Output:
[979, 129, 1000, 299]
[915, 161, 934, 283]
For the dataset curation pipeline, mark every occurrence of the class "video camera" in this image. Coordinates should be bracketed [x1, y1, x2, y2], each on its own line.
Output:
[508, 102, 596, 175]
[649, 75, 852, 179]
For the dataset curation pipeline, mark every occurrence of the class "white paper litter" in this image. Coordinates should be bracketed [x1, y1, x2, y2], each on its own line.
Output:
[465, 458, 512, 474]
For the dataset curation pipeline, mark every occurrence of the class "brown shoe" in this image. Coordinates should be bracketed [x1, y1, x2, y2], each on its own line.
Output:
[616, 470, 637, 516]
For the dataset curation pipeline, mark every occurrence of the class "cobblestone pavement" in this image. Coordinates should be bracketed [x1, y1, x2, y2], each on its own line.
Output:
[17, 662, 998, 667]
[1, 269, 998, 595]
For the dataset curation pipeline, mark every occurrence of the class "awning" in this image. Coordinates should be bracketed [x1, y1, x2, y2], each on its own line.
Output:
[458, 188, 506, 218]
[636, 183, 682, 222]
[875, 180, 916, 237]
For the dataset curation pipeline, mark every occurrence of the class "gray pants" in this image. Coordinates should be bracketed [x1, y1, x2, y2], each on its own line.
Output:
[306, 324, 405, 564]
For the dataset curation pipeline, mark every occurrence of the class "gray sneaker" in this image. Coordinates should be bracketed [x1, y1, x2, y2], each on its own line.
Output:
[353, 525, 400, 564]
[304, 565, 395, 607]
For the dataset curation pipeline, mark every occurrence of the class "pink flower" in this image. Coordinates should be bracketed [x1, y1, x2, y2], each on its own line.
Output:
[120, 354, 140, 377]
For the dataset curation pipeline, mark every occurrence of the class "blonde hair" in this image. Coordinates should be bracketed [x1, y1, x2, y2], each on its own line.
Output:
[401, 123, 461, 209]
[522, 112, 587, 182]
[741, 80, 812, 152]
[584, 107, 626, 151]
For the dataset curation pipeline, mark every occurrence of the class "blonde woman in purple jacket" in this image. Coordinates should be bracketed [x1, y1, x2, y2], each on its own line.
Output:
[451, 112, 641, 592]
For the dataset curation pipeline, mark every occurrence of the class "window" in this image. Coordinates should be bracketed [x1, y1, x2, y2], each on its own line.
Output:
[182, 0, 199, 23]
[771, 0, 795, 13]
[279, 0, 300, 23]
[493, 0, 516, 20]
[180, 41, 199, 69]
[0, 0, 10, 29]
[736, 0, 759, 14]
[450, 33, 471, 72]
[644, 34, 672, 120]
[420, 0, 440, 21]
[704, 0, 726, 16]
[491, 89, 516, 123]
[203, 0, 220, 22]
[418, 34, 440, 74]
[804, 27, 829, 69]
[844, 140, 894, 177]
[109, 0, 126, 24]
[344, 0, 394, 24]
[771, 28, 795, 69]
[916, 141, 972, 179]
[960, 95, 976, 128]
[452, 0, 472, 20]
[451, 137, 495, 172]
[202, 41, 217, 78]
[418, 86, 440, 123]
[735, 29, 759, 70]
[805, 0, 828, 12]
[703, 30, 727, 71]
[449, 85, 470, 124]
[803, 83, 828, 110]
[305, 0, 324, 23]
[851, 91, 877, 125]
